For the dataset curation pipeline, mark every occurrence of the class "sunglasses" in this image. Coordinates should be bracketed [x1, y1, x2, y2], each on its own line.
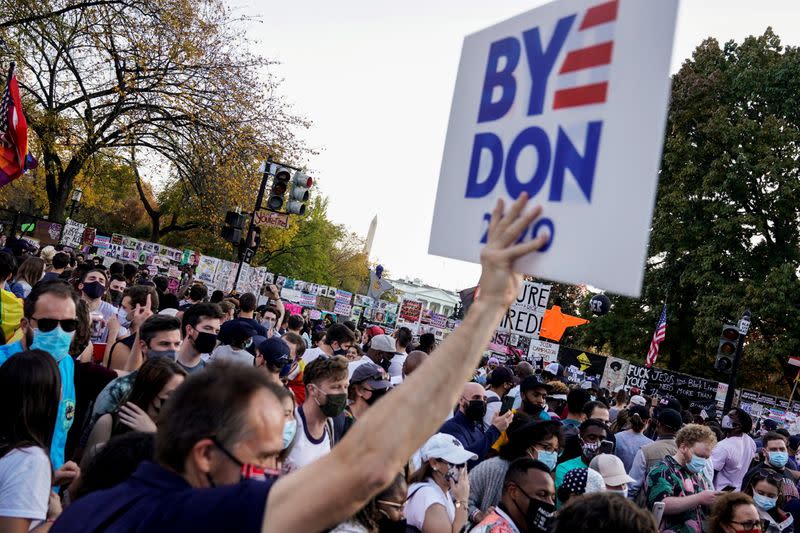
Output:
[31, 317, 79, 333]
[377, 500, 404, 509]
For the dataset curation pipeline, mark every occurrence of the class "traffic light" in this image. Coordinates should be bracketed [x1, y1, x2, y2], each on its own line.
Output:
[221, 210, 246, 243]
[286, 171, 313, 215]
[265, 166, 291, 212]
[714, 322, 740, 372]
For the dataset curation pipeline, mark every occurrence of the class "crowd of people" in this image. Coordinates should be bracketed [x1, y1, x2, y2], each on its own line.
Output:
[0, 196, 793, 532]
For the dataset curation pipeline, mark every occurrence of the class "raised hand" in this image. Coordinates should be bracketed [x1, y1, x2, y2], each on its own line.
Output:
[478, 193, 547, 309]
[131, 293, 154, 329]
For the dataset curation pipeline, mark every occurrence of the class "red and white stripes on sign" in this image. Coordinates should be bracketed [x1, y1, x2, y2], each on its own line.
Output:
[553, 0, 618, 110]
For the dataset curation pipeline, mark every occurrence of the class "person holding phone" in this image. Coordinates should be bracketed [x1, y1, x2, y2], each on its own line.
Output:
[405, 433, 476, 533]
[483, 366, 515, 427]
[645, 424, 720, 533]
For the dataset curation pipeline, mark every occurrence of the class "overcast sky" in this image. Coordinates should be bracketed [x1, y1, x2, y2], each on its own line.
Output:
[237, 1, 800, 292]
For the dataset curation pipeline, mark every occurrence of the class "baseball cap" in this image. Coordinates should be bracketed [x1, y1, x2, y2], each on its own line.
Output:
[590, 454, 635, 486]
[763, 419, 779, 431]
[258, 338, 291, 367]
[370, 334, 396, 353]
[219, 319, 257, 344]
[521, 376, 553, 393]
[350, 362, 391, 390]
[656, 396, 682, 415]
[544, 363, 563, 376]
[629, 387, 641, 395]
[657, 408, 683, 431]
[247, 335, 267, 356]
[629, 395, 647, 407]
[420, 433, 478, 465]
[488, 366, 514, 387]
[367, 325, 385, 337]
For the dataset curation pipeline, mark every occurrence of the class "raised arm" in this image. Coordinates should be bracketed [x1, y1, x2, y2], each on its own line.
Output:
[264, 194, 547, 533]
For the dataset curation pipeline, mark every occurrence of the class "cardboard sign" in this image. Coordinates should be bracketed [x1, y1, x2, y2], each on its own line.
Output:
[623, 363, 722, 414]
[529, 339, 560, 363]
[255, 211, 289, 229]
[399, 299, 423, 323]
[60, 219, 86, 248]
[497, 281, 550, 338]
[428, 0, 678, 296]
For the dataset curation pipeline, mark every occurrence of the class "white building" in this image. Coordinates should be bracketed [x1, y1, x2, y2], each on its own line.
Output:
[389, 278, 460, 317]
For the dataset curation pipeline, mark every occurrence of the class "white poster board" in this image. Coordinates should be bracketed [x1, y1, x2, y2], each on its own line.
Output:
[428, 0, 678, 296]
[497, 281, 551, 339]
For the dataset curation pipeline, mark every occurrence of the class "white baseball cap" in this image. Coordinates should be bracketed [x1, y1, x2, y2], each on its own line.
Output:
[420, 433, 478, 465]
[370, 334, 396, 353]
[590, 454, 636, 487]
[629, 395, 647, 407]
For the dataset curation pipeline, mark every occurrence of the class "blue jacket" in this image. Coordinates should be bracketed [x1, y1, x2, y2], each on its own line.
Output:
[0, 340, 75, 470]
[439, 411, 501, 468]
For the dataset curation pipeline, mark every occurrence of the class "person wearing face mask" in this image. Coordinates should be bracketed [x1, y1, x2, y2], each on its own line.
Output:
[469, 420, 562, 525]
[405, 433, 476, 533]
[491, 376, 553, 453]
[744, 472, 794, 533]
[712, 408, 757, 491]
[175, 303, 224, 374]
[645, 424, 720, 533]
[470, 457, 556, 533]
[330, 474, 408, 533]
[301, 323, 357, 365]
[78, 269, 118, 344]
[341, 363, 392, 437]
[742, 433, 800, 507]
[218, 293, 268, 340]
[0, 280, 79, 470]
[708, 492, 763, 533]
[628, 407, 683, 500]
[589, 453, 635, 498]
[80, 315, 183, 458]
[107, 274, 127, 307]
[440, 382, 514, 469]
[555, 419, 607, 493]
[285, 356, 350, 471]
[348, 334, 397, 377]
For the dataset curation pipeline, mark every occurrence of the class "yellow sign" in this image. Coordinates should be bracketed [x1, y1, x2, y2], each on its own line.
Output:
[577, 352, 591, 372]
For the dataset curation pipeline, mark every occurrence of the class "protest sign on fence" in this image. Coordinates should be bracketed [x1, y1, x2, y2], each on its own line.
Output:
[428, 0, 679, 296]
[497, 281, 550, 338]
[60, 219, 86, 248]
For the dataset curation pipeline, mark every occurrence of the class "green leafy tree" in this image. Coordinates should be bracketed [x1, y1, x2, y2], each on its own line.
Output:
[569, 29, 800, 396]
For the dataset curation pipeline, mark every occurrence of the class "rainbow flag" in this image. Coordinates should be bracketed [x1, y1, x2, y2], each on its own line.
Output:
[0, 62, 37, 188]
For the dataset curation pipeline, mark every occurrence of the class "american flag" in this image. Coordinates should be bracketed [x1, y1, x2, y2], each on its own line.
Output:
[645, 304, 667, 368]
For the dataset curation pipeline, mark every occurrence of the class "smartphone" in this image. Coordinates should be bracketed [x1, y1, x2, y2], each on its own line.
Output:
[653, 501, 665, 526]
[722, 485, 736, 492]
[598, 440, 615, 455]
[500, 395, 516, 415]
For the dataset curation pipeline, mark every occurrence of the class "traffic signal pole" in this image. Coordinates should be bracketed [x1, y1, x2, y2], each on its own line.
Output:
[722, 310, 752, 413]
[233, 156, 271, 291]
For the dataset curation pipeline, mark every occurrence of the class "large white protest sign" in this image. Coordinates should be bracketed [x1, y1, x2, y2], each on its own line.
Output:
[428, 0, 678, 296]
[497, 280, 550, 338]
[60, 219, 86, 248]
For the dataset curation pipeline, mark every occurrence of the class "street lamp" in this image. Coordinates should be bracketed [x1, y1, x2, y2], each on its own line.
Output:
[68, 187, 83, 219]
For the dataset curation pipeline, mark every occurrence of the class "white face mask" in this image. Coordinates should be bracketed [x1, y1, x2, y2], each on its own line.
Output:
[606, 488, 628, 498]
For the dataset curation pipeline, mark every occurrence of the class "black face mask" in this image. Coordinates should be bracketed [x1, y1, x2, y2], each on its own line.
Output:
[365, 387, 388, 406]
[108, 289, 123, 306]
[82, 281, 106, 299]
[333, 348, 348, 356]
[523, 398, 544, 416]
[507, 487, 555, 533]
[376, 518, 407, 533]
[465, 399, 487, 422]
[193, 331, 218, 354]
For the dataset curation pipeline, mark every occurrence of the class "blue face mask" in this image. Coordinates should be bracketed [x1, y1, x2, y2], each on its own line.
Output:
[753, 492, 777, 511]
[30, 327, 74, 362]
[117, 308, 132, 328]
[283, 420, 297, 449]
[535, 450, 558, 471]
[686, 454, 707, 474]
[768, 451, 789, 469]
